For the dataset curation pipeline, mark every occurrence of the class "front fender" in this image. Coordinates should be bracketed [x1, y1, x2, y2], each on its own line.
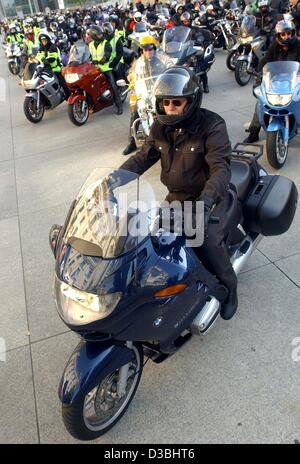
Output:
[25, 91, 38, 100]
[237, 55, 250, 63]
[59, 340, 134, 405]
[267, 118, 285, 132]
[67, 92, 86, 105]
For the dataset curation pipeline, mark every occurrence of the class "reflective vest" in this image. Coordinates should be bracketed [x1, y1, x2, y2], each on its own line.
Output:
[33, 26, 40, 38]
[36, 48, 62, 72]
[89, 40, 112, 72]
[24, 39, 36, 56]
[7, 33, 24, 46]
[110, 33, 124, 65]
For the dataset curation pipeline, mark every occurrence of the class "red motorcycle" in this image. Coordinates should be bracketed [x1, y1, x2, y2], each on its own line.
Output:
[62, 44, 127, 126]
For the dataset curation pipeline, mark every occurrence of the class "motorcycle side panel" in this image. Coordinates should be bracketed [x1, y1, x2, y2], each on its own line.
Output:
[56, 237, 219, 343]
[42, 79, 63, 108]
[59, 340, 134, 404]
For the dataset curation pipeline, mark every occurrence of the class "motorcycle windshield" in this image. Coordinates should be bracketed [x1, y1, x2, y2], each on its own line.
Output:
[23, 62, 37, 80]
[134, 22, 148, 33]
[62, 168, 157, 258]
[263, 61, 300, 94]
[239, 15, 256, 38]
[67, 43, 90, 65]
[162, 26, 191, 57]
[8, 43, 17, 52]
[156, 6, 170, 18]
[134, 52, 173, 100]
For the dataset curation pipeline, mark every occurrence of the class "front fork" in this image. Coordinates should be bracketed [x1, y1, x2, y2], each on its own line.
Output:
[117, 341, 133, 398]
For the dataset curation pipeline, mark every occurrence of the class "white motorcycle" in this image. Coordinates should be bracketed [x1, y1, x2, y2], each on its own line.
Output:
[6, 42, 22, 75]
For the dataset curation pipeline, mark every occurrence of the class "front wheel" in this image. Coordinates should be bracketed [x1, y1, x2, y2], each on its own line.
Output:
[225, 34, 237, 51]
[68, 99, 89, 126]
[266, 130, 288, 169]
[226, 50, 238, 71]
[62, 343, 144, 440]
[8, 60, 19, 75]
[235, 60, 251, 86]
[23, 96, 44, 123]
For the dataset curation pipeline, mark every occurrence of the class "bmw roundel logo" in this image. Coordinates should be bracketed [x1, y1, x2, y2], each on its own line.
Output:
[153, 317, 163, 327]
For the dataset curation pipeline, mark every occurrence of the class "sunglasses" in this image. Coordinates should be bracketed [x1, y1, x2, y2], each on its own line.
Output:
[163, 99, 186, 107]
[280, 31, 292, 37]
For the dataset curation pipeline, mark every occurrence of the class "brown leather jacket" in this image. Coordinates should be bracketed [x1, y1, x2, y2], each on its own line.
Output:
[120, 107, 231, 206]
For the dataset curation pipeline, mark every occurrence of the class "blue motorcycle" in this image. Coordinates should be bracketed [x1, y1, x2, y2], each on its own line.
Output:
[49, 158, 297, 440]
[254, 61, 300, 169]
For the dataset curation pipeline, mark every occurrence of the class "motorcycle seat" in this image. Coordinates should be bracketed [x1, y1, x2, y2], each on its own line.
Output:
[230, 159, 252, 201]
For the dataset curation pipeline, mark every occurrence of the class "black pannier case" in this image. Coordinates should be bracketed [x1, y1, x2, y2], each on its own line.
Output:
[243, 175, 298, 236]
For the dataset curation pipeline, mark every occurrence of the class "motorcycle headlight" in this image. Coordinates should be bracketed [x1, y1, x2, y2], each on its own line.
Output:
[21, 77, 39, 89]
[240, 36, 253, 44]
[266, 94, 292, 106]
[64, 73, 81, 83]
[54, 275, 122, 326]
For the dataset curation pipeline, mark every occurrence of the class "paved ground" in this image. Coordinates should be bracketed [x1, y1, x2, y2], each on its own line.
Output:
[0, 42, 300, 444]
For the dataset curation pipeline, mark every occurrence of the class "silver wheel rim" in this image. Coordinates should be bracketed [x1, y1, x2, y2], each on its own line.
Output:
[239, 61, 250, 83]
[83, 345, 140, 432]
[73, 100, 88, 123]
[276, 131, 288, 164]
[231, 53, 238, 68]
[28, 99, 43, 119]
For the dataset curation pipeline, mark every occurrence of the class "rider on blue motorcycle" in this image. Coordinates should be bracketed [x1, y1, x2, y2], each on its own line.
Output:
[119, 66, 238, 320]
[244, 19, 300, 143]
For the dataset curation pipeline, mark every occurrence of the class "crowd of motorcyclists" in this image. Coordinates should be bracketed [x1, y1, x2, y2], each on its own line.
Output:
[1, 0, 300, 322]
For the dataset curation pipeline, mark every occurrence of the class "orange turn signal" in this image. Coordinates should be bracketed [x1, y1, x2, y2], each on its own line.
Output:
[154, 284, 187, 298]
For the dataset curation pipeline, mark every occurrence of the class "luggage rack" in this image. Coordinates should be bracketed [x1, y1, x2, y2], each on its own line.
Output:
[231, 143, 263, 161]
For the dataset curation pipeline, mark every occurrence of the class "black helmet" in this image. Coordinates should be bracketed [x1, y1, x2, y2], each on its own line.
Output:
[154, 66, 202, 126]
[103, 21, 114, 36]
[88, 25, 104, 42]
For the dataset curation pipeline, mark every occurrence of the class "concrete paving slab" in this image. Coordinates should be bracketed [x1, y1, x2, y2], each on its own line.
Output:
[12, 103, 129, 159]
[275, 253, 300, 287]
[258, 206, 300, 261]
[31, 332, 87, 444]
[15, 139, 124, 215]
[0, 217, 28, 351]
[19, 203, 70, 342]
[0, 345, 38, 443]
[0, 160, 17, 221]
[0, 128, 13, 162]
[239, 248, 270, 274]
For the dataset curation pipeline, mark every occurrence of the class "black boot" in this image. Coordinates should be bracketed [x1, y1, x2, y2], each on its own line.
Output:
[220, 288, 238, 320]
[122, 138, 137, 156]
[203, 84, 209, 93]
[243, 131, 259, 143]
[116, 106, 123, 115]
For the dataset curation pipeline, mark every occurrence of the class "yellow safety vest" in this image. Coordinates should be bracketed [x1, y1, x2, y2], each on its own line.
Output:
[89, 40, 112, 72]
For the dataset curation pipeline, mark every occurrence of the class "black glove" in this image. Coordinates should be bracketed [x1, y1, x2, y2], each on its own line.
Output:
[92, 59, 99, 65]
[203, 203, 213, 237]
[199, 195, 216, 237]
